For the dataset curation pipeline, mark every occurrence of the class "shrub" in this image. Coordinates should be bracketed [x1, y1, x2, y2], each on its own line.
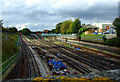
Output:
[102, 35, 107, 42]
[81, 34, 104, 42]
[79, 28, 88, 34]
[2, 34, 19, 62]
[104, 37, 120, 47]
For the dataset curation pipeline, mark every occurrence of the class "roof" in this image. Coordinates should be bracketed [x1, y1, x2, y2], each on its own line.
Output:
[82, 24, 99, 29]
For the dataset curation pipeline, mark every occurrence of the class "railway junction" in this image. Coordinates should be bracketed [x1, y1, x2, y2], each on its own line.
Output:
[2, 35, 120, 81]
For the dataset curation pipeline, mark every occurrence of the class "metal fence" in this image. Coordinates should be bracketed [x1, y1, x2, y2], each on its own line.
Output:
[0, 51, 21, 76]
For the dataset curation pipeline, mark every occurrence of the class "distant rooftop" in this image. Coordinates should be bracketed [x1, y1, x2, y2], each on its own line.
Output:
[82, 24, 99, 29]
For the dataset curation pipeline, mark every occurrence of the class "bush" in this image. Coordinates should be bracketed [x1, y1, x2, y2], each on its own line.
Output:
[81, 34, 104, 42]
[104, 37, 120, 47]
[79, 28, 88, 34]
[102, 35, 107, 42]
[2, 34, 19, 62]
[81, 34, 103, 37]
[76, 28, 88, 40]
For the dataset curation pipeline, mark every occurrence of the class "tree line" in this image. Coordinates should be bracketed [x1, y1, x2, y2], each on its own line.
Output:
[2, 27, 18, 33]
[50, 18, 82, 34]
[2, 27, 31, 35]
[2, 17, 120, 37]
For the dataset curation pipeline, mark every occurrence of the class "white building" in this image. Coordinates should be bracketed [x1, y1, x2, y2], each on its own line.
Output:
[91, 23, 115, 34]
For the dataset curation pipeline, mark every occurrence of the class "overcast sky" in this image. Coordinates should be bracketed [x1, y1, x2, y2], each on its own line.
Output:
[0, 0, 119, 31]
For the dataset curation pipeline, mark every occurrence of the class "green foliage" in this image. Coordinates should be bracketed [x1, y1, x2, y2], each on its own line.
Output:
[79, 28, 88, 34]
[102, 35, 107, 42]
[76, 27, 88, 40]
[81, 34, 103, 37]
[71, 18, 81, 33]
[52, 18, 82, 34]
[82, 23, 85, 25]
[2, 34, 19, 74]
[81, 32, 85, 36]
[113, 18, 120, 37]
[60, 20, 73, 34]
[104, 37, 120, 47]
[2, 27, 18, 33]
[2, 27, 9, 32]
[81, 34, 104, 42]
[8, 27, 18, 33]
[50, 29, 56, 33]
[56, 22, 62, 34]
[2, 34, 19, 62]
[19, 28, 31, 35]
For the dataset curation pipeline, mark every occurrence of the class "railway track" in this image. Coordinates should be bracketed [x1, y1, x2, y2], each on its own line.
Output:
[5, 36, 41, 80]
[49, 40, 120, 68]
[23, 37, 92, 75]
[34, 46, 92, 74]
[31, 39, 94, 74]
[53, 43, 120, 65]
[59, 55, 92, 74]
[33, 39, 120, 72]
[55, 43, 120, 69]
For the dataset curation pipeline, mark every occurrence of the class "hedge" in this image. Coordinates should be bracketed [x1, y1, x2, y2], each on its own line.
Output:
[104, 37, 120, 47]
[81, 34, 105, 42]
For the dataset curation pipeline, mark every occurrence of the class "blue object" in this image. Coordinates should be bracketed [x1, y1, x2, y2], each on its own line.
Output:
[76, 48, 80, 50]
[57, 61, 62, 65]
[94, 32, 97, 34]
[56, 69, 59, 71]
[62, 64, 66, 67]
[48, 60, 67, 70]
[52, 59, 55, 61]
[48, 60, 52, 63]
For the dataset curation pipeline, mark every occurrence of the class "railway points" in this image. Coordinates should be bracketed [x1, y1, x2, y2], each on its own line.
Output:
[3, 35, 120, 81]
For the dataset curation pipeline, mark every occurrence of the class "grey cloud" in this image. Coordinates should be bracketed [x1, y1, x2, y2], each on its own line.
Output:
[22, 23, 55, 31]
[50, 1, 118, 21]
[1, 0, 118, 31]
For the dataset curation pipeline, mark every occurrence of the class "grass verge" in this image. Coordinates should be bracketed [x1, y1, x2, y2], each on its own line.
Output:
[2, 33, 19, 74]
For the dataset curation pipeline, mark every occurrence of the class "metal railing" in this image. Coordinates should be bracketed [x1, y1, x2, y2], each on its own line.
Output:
[0, 51, 20, 75]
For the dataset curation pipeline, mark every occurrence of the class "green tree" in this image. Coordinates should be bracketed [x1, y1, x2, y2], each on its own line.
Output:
[19, 28, 31, 35]
[76, 27, 88, 41]
[56, 22, 62, 34]
[2, 27, 9, 32]
[60, 20, 73, 34]
[67, 22, 74, 34]
[113, 18, 120, 37]
[78, 27, 88, 35]
[71, 18, 81, 33]
[9, 27, 18, 33]
[50, 29, 56, 33]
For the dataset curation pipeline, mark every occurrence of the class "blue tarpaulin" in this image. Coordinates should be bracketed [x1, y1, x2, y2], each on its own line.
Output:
[76, 48, 80, 50]
[94, 32, 98, 34]
[48, 59, 66, 69]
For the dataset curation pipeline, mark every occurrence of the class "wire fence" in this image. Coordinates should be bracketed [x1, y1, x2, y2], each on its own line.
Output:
[0, 51, 20, 75]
